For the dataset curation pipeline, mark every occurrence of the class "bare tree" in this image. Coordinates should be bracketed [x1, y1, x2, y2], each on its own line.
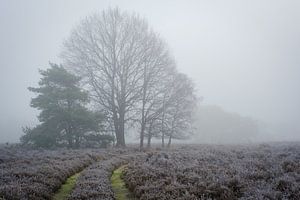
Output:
[138, 48, 175, 148]
[145, 117, 162, 148]
[159, 73, 197, 148]
[61, 8, 175, 147]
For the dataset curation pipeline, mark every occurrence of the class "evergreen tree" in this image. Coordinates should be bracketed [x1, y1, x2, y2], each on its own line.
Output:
[21, 63, 110, 148]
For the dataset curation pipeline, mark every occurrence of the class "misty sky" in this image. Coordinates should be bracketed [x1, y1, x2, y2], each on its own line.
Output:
[1, 0, 300, 142]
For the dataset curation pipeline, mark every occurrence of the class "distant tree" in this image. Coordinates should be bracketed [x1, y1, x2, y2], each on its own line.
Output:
[163, 73, 196, 147]
[194, 105, 260, 143]
[21, 63, 109, 148]
[142, 71, 197, 148]
[145, 118, 161, 148]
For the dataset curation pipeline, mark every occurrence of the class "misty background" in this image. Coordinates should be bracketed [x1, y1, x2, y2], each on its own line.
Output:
[1, 0, 299, 143]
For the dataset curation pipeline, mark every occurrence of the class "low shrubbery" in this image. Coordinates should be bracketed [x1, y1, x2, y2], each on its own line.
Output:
[68, 153, 144, 200]
[123, 143, 300, 200]
[1, 143, 299, 200]
[0, 148, 105, 199]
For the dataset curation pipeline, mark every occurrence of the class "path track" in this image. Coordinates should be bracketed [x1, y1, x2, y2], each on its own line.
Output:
[52, 172, 81, 200]
[111, 165, 135, 200]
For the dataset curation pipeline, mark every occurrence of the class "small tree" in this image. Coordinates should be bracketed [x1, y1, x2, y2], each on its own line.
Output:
[21, 63, 107, 148]
[158, 73, 196, 148]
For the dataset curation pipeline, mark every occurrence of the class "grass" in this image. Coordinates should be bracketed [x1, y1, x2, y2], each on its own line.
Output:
[52, 172, 80, 200]
[111, 165, 135, 200]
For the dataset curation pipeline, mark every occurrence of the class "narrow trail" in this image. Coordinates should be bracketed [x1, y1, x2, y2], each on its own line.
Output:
[111, 165, 135, 200]
[52, 172, 81, 200]
[52, 155, 103, 200]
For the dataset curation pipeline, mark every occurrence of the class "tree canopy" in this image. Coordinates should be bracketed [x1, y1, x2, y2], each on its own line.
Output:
[21, 63, 113, 148]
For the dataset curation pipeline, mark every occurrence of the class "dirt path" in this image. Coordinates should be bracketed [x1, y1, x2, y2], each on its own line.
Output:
[111, 165, 135, 200]
[52, 172, 81, 200]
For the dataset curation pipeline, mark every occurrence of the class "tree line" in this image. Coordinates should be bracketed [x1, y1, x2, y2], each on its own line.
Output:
[22, 8, 197, 149]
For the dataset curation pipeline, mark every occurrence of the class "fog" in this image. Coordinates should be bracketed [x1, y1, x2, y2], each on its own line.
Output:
[1, 0, 300, 143]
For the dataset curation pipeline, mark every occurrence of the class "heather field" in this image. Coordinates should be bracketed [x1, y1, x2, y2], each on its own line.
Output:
[0, 143, 299, 200]
[0, 147, 141, 200]
[125, 143, 300, 200]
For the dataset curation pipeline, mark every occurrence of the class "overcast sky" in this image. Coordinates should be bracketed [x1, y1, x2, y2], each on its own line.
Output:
[1, 0, 300, 142]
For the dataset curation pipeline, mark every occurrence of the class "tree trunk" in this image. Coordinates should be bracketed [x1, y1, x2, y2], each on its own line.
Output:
[147, 134, 152, 148]
[167, 135, 172, 148]
[162, 133, 165, 148]
[74, 135, 80, 148]
[67, 99, 73, 148]
[161, 96, 166, 148]
[140, 122, 145, 149]
[115, 128, 125, 147]
[115, 131, 122, 147]
[112, 131, 116, 147]
[113, 114, 121, 147]
[116, 109, 126, 147]
[140, 117, 145, 149]
[161, 113, 165, 148]
[147, 123, 153, 148]
[140, 65, 148, 149]
[66, 122, 73, 148]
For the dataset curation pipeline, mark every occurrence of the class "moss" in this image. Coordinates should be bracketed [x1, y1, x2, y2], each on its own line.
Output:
[111, 165, 135, 200]
[52, 172, 80, 200]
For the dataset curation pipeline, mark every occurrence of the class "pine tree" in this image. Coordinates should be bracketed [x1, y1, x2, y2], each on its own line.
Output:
[21, 63, 110, 148]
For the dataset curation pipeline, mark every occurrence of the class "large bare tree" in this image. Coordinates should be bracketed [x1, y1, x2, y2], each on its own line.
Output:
[61, 8, 175, 147]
